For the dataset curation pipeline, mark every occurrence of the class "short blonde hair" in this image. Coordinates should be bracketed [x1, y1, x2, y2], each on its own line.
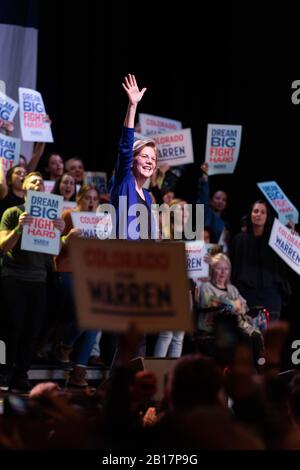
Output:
[22, 171, 43, 190]
[133, 139, 159, 160]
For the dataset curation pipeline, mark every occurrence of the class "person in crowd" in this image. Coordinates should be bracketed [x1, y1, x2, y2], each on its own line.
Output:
[54, 184, 100, 387]
[199, 253, 264, 365]
[110, 73, 158, 240]
[197, 162, 230, 250]
[51, 173, 76, 201]
[0, 172, 65, 392]
[65, 157, 85, 185]
[153, 197, 191, 358]
[149, 164, 173, 204]
[230, 199, 291, 322]
[0, 140, 48, 217]
[42, 152, 64, 181]
[0, 165, 27, 220]
[102, 74, 159, 366]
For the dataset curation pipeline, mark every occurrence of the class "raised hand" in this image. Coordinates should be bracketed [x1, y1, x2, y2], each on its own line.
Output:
[122, 74, 147, 106]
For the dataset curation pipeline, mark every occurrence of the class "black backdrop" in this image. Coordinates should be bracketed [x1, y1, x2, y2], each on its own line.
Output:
[37, 1, 299, 234]
[37, 2, 300, 363]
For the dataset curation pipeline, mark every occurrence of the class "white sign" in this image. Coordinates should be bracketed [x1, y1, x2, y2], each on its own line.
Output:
[84, 171, 107, 194]
[205, 124, 242, 175]
[134, 131, 146, 141]
[0, 90, 19, 121]
[139, 113, 182, 136]
[185, 240, 209, 279]
[43, 180, 55, 193]
[71, 211, 112, 239]
[62, 201, 76, 213]
[0, 135, 20, 174]
[19, 87, 53, 142]
[21, 191, 63, 255]
[154, 128, 194, 167]
[269, 218, 300, 275]
[69, 238, 192, 332]
[0, 80, 5, 94]
[257, 181, 299, 225]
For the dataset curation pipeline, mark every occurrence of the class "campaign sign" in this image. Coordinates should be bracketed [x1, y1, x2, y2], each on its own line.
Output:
[139, 113, 182, 136]
[185, 240, 209, 279]
[21, 191, 63, 255]
[0, 90, 19, 121]
[269, 218, 300, 275]
[62, 201, 76, 213]
[43, 180, 55, 193]
[84, 171, 107, 194]
[257, 181, 299, 225]
[0, 80, 5, 94]
[205, 124, 242, 175]
[0, 135, 20, 173]
[205, 243, 223, 256]
[71, 211, 112, 239]
[134, 131, 146, 141]
[154, 128, 194, 167]
[69, 238, 192, 332]
[19, 87, 53, 142]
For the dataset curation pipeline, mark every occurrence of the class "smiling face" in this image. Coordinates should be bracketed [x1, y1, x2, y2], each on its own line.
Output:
[66, 158, 84, 183]
[59, 174, 75, 200]
[132, 145, 157, 180]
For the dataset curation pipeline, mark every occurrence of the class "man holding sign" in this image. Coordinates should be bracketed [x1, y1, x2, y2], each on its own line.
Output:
[0, 172, 65, 393]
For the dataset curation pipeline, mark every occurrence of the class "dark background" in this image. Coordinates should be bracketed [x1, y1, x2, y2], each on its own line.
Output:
[37, 1, 299, 234]
[36, 3, 300, 365]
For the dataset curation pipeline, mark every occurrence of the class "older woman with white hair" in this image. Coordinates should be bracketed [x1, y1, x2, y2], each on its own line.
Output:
[199, 253, 264, 365]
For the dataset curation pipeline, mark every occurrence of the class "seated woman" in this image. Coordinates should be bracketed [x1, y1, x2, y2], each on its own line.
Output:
[199, 253, 264, 365]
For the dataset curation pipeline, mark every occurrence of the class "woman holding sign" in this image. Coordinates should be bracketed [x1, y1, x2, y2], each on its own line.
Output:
[0, 172, 65, 393]
[230, 200, 291, 322]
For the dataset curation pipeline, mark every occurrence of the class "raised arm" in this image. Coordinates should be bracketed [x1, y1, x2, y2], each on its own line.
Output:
[27, 142, 46, 173]
[113, 75, 147, 186]
[122, 74, 147, 128]
[196, 163, 210, 205]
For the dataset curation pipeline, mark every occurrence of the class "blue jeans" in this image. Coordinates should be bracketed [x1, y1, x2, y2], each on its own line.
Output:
[153, 331, 184, 358]
[59, 272, 98, 366]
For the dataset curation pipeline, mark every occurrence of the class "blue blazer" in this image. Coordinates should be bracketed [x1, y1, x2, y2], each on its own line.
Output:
[110, 127, 154, 240]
